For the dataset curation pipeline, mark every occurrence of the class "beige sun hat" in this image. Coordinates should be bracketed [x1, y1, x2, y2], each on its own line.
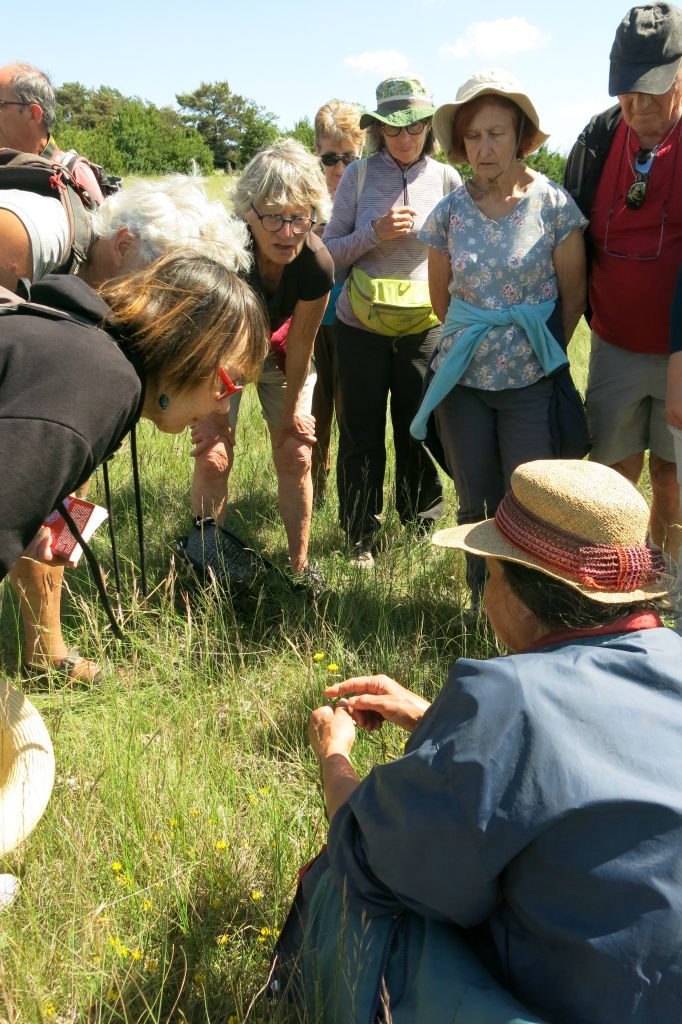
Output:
[433, 460, 670, 604]
[432, 67, 550, 164]
[0, 682, 55, 859]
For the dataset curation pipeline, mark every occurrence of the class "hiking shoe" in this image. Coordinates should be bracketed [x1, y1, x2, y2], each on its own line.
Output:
[290, 562, 329, 596]
[348, 543, 375, 568]
[177, 518, 265, 588]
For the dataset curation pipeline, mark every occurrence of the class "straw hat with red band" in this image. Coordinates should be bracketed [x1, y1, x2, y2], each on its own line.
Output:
[0, 682, 55, 859]
[432, 459, 670, 604]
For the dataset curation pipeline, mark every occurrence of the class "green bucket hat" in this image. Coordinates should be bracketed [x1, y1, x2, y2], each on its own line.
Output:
[359, 75, 436, 129]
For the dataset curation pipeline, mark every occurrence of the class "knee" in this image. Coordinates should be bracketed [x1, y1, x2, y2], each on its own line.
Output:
[272, 437, 312, 479]
[649, 455, 679, 498]
[193, 443, 232, 482]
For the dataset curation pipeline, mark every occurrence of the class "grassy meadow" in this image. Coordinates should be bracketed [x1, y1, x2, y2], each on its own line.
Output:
[0, 231, 600, 1023]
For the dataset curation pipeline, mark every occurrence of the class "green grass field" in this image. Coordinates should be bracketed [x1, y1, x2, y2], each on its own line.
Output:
[0, 261, 599, 1019]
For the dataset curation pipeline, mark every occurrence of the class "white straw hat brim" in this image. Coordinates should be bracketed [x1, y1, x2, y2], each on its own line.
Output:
[432, 520, 671, 604]
[0, 683, 55, 858]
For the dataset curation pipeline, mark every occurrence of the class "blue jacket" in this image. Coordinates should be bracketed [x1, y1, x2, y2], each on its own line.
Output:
[328, 627, 682, 1023]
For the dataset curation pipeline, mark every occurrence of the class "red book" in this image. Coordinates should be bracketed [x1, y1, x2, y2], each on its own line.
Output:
[43, 497, 108, 567]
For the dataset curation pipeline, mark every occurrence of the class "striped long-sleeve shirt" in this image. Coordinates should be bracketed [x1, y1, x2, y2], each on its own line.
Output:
[323, 148, 460, 331]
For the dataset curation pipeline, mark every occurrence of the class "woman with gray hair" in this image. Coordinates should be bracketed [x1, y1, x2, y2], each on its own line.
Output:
[187, 138, 333, 590]
[3, 174, 251, 686]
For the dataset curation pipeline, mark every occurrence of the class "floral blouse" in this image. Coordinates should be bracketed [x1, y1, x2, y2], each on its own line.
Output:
[419, 175, 587, 390]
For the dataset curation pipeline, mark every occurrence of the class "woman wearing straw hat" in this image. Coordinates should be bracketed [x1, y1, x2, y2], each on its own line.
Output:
[301, 459, 682, 1023]
[323, 76, 460, 565]
[411, 69, 587, 605]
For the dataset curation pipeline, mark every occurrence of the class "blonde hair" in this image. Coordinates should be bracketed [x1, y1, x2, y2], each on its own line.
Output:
[314, 100, 365, 152]
[231, 138, 331, 225]
[100, 250, 269, 394]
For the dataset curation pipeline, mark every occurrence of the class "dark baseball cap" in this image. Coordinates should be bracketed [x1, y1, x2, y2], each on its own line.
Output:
[609, 3, 682, 95]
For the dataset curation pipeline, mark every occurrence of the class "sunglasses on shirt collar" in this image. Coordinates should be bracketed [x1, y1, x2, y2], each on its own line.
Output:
[626, 148, 657, 210]
[320, 152, 356, 167]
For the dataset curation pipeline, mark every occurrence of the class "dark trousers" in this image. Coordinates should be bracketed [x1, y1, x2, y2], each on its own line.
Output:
[335, 320, 444, 544]
[434, 378, 556, 599]
[311, 324, 337, 497]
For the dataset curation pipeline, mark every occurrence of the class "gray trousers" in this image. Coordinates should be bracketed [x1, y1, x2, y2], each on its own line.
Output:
[434, 378, 556, 600]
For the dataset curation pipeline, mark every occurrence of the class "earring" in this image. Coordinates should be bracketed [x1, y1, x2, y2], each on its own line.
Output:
[159, 394, 169, 410]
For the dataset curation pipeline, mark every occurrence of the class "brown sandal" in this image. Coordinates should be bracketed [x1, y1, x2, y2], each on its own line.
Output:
[23, 648, 102, 686]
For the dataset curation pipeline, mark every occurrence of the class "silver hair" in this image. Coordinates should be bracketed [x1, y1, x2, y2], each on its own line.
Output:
[9, 63, 56, 132]
[231, 137, 332, 224]
[91, 173, 251, 273]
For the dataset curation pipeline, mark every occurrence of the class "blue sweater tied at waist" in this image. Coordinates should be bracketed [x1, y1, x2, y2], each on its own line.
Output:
[410, 297, 569, 440]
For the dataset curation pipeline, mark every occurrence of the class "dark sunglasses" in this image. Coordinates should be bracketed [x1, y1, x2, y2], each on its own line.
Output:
[320, 151, 356, 167]
[217, 366, 243, 398]
[626, 148, 657, 210]
[383, 120, 428, 137]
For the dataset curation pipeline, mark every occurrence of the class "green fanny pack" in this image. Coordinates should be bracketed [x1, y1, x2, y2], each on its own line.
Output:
[348, 266, 439, 337]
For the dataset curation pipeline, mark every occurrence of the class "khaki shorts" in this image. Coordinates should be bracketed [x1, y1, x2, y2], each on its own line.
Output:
[229, 353, 317, 431]
[586, 332, 675, 464]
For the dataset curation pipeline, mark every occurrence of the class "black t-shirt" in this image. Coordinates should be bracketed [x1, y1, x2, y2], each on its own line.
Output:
[0, 276, 143, 578]
[245, 230, 334, 332]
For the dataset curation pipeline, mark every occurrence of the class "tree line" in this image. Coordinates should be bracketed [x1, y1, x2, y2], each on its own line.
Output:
[53, 80, 566, 180]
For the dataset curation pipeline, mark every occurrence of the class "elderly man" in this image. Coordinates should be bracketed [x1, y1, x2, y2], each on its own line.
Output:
[565, 3, 682, 559]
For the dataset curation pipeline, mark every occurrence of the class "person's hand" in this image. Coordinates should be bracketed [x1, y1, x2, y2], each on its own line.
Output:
[666, 352, 682, 430]
[272, 411, 317, 448]
[325, 674, 431, 733]
[24, 525, 55, 563]
[309, 705, 356, 760]
[190, 414, 235, 458]
[372, 206, 417, 241]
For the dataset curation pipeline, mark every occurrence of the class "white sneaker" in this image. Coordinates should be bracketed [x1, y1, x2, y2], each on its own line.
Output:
[0, 874, 20, 910]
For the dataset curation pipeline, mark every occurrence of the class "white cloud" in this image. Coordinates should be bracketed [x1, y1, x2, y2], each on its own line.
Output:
[440, 18, 549, 59]
[344, 50, 412, 77]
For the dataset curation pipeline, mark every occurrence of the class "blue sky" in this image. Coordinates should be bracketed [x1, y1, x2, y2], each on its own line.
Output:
[5, 1, 635, 153]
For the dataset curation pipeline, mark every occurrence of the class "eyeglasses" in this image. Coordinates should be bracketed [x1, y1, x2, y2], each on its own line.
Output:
[603, 202, 667, 261]
[625, 148, 657, 210]
[0, 99, 27, 110]
[320, 152, 356, 167]
[382, 121, 428, 137]
[217, 366, 243, 398]
[250, 204, 315, 234]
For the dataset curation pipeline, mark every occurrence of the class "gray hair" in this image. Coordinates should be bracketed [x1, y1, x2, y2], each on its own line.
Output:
[231, 137, 332, 224]
[10, 63, 56, 132]
[91, 173, 251, 273]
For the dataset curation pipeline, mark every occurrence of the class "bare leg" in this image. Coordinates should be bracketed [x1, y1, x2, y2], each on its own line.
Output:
[608, 452, 645, 487]
[649, 454, 682, 558]
[190, 415, 235, 525]
[9, 557, 100, 682]
[270, 428, 313, 572]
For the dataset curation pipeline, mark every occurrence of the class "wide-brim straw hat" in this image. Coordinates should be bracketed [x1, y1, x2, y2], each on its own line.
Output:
[433, 459, 670, 604]
[0, 682, 55, 858]
[432, 68, 550, 164]
[359, 75, 436, 129]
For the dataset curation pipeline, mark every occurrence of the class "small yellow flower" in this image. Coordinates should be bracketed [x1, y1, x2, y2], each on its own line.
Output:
[116, 944, 129, 958]
[257, 935, 266, 944]
[313, 652, 325, 662]
[42, 1001, 56, 1019]
[189, 807, 200, 817]
[116, 873, 131, 886]
[248, 794, 257, 805]
[131, 949, 143, 961]
[142, 899, 152, 911]
[108, 936, 119, 948]
[258, 786, 268, 795]
[216, 933, 229, 945]
[260, 927, 272, 936]
[250, 889, 263, 902]
[274, 928, 281, 938]
[215, 839, 227, 851]
[111, 861, 123, 873]
[168, 818, 178, 828]
[327, 663, 340, 673]
[207, 817, 215, 825]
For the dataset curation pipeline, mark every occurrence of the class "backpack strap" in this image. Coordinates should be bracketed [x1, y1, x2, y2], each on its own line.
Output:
[355, 158, 368, 203]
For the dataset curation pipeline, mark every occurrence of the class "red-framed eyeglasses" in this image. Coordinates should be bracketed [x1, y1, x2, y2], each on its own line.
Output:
[218, 367, 243, 398]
